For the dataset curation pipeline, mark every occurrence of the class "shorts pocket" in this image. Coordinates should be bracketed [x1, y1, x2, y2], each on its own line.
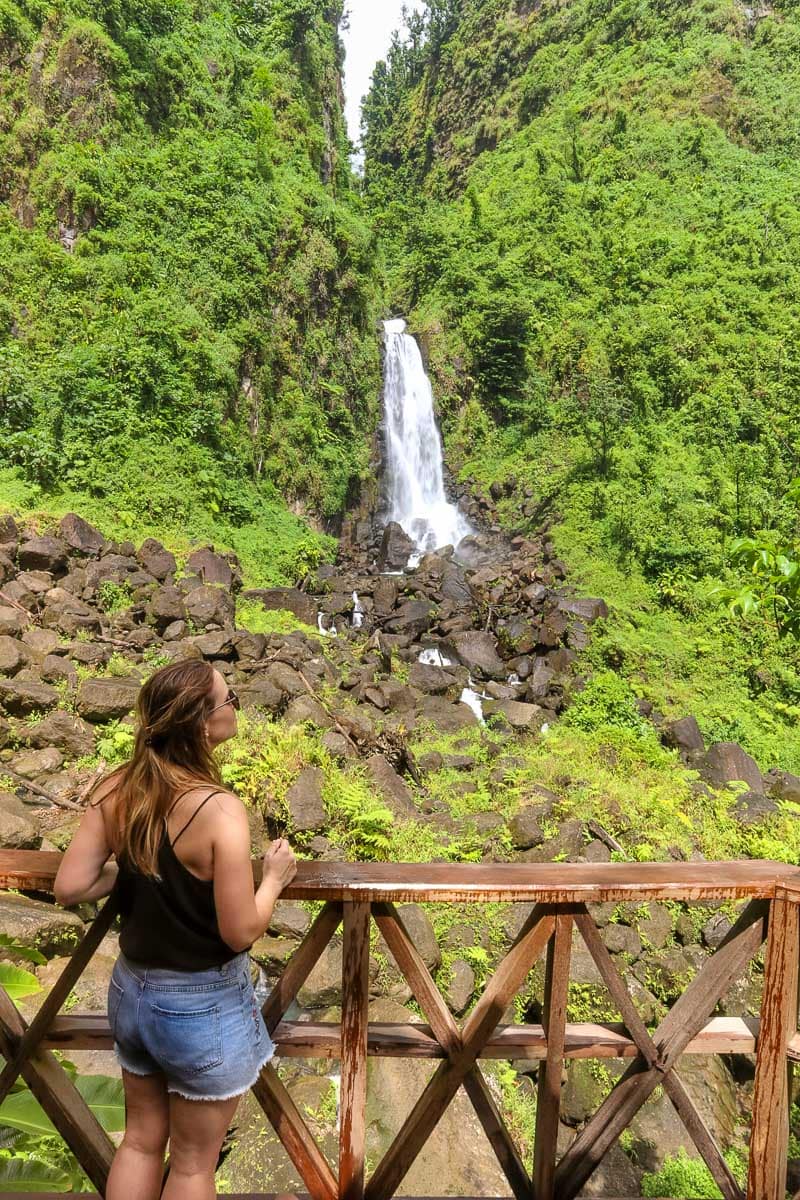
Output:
[148, 1002, 223, 1075]
[107, 978, 124, 1038]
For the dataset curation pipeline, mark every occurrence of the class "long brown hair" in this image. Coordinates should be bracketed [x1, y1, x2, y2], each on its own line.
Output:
[106, 659, 222, 876]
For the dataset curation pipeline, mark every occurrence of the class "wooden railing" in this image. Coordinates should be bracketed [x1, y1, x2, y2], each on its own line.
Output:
[0, 853, 798, 1200]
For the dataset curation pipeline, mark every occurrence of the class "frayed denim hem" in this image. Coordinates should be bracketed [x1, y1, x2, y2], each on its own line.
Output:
[166, 1044, 277, 1103]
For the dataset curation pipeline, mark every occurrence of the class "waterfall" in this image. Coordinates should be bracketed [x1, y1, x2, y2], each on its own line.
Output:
[382, 319, 473, 555]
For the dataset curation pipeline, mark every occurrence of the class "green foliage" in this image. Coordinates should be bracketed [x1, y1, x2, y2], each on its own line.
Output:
[712, 502, 800, 636]
[0, 962, 41, 1001]
[562, 670, 652, 737]
[0, 0, 380, 567]
[0, 936, 46, 966]
[93, 718, 134, 765]
[642, 1148, 747, 1198]
[96, 580, 132, 615]
[0, 1073, 125, 1192]
[235, 601, 320, 639]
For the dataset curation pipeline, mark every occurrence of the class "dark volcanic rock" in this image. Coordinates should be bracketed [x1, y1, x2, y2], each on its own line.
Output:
[76, 677, 140, 722]
[702, 742, 763, 791]
[147, 585, 187, 632]
[58, 513, 104, 556]
[18, 537, 69, 574]
[731, 791, 778, 825]
[386, 600, 437, 639]
[286, 766, 327, 833]
[378, 522, 415, 571]
[184, 584, 235, 629]
[764, 768, 800, 804]
[365, 755, 417, 817]
[661, 715, 704, 756]
[137, 538, 177, 581]
[449, 631, 506, 680]
[0, 678, 59, 715]
[20, 710, 96, 757]
[187, 546, 236, 590]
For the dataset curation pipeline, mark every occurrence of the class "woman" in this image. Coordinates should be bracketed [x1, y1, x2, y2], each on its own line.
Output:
[54, 659, 297, 1200]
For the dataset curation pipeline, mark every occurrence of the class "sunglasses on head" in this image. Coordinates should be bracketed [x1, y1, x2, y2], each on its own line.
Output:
[208, 688, 241, 715]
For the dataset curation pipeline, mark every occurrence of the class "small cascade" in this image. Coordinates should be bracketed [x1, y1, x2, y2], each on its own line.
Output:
[352, 592, 364, 629]
[460, 679, 488, 724]
[418, 647, 453, 667]
[382, 319, 473, 556]
[317, 612, 338, 638]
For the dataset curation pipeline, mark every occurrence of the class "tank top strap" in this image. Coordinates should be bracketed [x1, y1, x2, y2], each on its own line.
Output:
[169, 789, 225, 849]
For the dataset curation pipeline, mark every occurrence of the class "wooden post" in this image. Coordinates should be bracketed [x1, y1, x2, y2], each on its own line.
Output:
[534, 914, 572, 1200]
[339, 901, 371, 1200]
[748, 897, 800, 1200]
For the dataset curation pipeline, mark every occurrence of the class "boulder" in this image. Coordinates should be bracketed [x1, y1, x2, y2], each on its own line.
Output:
[507, 806, 546, 851]
[0, 806, 41, 850]
[146, 584, 187, 631]
[58, 513, 104, 556]
[408, 662, 456, 695]
[521, 818, 585, 863]
[764, 768, 800, 804]
[21, 711, 96, 757]
[18, 537, 69, 574]
[386, 600, 438, 639]
[137, 538, 177, 581]
[297, 939, 378, 1009]
[41, 653, 77, 685]
[0, 607, 26, 637]
[283, 695, 334, 730]
[0, 678, 59, 715]
[21, 628, 60, 657]
[0, 636, 28, 675]
[557, 596, 609, 622]
[286, 766, 327, 833]
[321, 730, 358, 760]
[41, 592, 100, 636]
[602, 924, 642, 959]
[186, 546, 234, 589]
[732, 790, 777, 825]
[702, 913, 732, 950]
[444, 959, 475, 1016]
[76, 677, 139, 722]
[269, 902, 311, 940]
[661, 715, 705, 755]
[419, 695, 479, 732]
[236, 679, 283, 712]
[372, 576, 399, 615]
[365, 755, 417, 818]
[242, 588, 317, 628]
[184, 584, 235, 629]
[264, 662, 307, 699]
[0, 892, 84, 958]
[9, 747, 64, 778]
[378, 522, 415, 571]
[449, 631, 506, 680]
[702, 742, 763, 791]
[637, 902, 673, 950]
[484, 699, 545, 732]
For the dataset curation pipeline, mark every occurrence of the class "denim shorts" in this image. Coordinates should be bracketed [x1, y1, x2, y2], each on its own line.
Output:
[108, 952, 275, 1101]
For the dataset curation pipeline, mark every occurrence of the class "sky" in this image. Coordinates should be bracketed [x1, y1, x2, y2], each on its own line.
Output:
[341, 0, 424, 148]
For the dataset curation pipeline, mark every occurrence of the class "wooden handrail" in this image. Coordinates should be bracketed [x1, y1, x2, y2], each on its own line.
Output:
[1, 851, 799, 902]
[0, 852, 797, 1200]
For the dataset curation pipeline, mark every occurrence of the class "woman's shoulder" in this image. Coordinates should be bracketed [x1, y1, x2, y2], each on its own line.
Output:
[88, 766, 127, 809]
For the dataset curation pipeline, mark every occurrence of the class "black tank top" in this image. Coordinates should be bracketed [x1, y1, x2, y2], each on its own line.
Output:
[114, 789, 240, 971]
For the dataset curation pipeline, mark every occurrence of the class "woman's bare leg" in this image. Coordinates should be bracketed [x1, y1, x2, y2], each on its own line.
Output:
[163, 1092, 241, 1200]
[106, 1069, 169, 1200]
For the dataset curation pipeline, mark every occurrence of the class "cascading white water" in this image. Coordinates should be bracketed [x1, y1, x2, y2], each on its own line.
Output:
[383, 319, 473, 555]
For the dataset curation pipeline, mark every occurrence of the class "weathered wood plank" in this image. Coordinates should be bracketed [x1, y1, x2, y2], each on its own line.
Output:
[554, 899, 768, 1200]
[250, 1063, 338, 1200]
[0, 890, 120, 1105]
[0, 989, 114, 1193]
[3, 851, 797, 902]
[339, 902, 371, 1200]
[534, 914, 572, 1200]
[39, 1014, 763, 1058]
[365, 908, 556, 1200]
[373, 902, 531, 1199]
[747, 897, 800, 1200]
[261, 901, 342, 1035]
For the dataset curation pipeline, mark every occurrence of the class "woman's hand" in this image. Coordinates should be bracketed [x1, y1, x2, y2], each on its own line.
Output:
[262, 838, 297, 892]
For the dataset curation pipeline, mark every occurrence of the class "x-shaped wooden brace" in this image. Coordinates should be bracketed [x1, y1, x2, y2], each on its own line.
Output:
[252, 900, 344, 1200]
[365, 902, 557, 1200]
[0, 893, 121, 1193]
[553, 898, 770, 1200]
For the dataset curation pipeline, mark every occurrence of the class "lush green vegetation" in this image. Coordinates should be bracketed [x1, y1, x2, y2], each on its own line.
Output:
[0, 0, 381, 583]
[363, 0, 800, 773]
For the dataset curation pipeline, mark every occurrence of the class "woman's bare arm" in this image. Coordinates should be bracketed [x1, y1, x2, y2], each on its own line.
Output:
[53, 801, 118, 907]
[212, 793, 294, 952]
